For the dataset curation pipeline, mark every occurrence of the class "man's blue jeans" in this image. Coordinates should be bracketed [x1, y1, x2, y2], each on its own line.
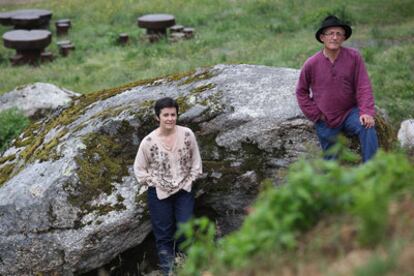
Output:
[315, 107, 379, 162]
[147, 187, 194, 274]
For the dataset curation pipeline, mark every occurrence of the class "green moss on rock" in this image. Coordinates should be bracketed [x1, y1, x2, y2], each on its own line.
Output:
[190, 83, 216, 95]
[0, 163, 15, 187]
[94, 203, 126, 216]
[181, 70, 216, 85]
[175, 96, 192, 114]
[134, 100, 158, 137]
[75, 134, 125, 197]
[239, 142, 267, 178]
[0, 154, 16, 164]
[165, 70, 197, 82]
[135, 191, 150, 221]
[88, 106, 126, 122]
[70, 120, 137, 215]
[13, 135, 33, 148]
[36, 129, 68, 162]
[196, 132, 224, 160]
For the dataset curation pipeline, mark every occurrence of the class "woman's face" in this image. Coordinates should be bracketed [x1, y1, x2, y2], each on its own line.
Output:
[157, 107, 177, 130]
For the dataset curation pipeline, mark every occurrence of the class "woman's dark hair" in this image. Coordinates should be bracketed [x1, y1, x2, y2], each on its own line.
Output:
[154, 97, 179, 118]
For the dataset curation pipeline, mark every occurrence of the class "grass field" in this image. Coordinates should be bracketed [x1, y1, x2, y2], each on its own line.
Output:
[1, 0, 413, 125]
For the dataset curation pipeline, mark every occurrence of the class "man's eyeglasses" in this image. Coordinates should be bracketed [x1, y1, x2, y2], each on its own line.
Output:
[323, 31, 345, 38]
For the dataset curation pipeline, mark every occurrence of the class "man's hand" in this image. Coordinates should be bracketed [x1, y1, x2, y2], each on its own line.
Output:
[360, 114, 375, 128]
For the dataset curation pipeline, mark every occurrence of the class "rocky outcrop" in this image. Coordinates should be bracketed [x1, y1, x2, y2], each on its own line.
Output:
[0, 82, 80, 119]
[0, 64, 390, 275]
[398, 119, 414, 148]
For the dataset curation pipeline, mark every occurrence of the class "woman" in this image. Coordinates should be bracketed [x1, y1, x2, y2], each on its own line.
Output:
[134, 97, 202, 274]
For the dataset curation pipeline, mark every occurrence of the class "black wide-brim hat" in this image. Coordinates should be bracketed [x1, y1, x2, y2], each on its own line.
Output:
[315, 15, 352, 43]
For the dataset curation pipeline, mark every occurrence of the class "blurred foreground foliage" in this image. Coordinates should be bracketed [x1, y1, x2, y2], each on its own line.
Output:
[178, 148, 414, 275]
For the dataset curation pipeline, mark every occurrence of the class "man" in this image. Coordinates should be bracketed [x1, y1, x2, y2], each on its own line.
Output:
[296, 15, 379, 162]
[134, 97, 202, 274]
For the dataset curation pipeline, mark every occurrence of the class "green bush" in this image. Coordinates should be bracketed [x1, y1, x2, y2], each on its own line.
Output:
[179, 150, 414, 275]
[176, 217, 216, 275]
[0, 108, 29, 152]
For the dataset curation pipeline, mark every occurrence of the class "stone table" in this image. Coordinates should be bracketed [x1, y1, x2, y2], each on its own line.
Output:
[0, 9, 52, 29]
[3, 29, 52, 65]
[137, 13, 175, 35]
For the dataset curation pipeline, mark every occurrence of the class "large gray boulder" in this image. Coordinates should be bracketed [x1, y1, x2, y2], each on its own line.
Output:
[0, 64, 318, 275]
[0, 82, 80, 118]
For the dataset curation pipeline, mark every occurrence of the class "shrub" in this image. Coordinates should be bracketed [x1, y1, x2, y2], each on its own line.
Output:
[179, 150, 414, 274]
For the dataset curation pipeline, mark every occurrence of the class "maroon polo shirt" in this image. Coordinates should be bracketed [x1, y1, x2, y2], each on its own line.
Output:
[296, 47, 375, 128]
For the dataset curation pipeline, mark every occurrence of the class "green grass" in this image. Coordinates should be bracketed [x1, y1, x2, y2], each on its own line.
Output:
[1, 0, 413, 125]
[0, 108, 29, 152]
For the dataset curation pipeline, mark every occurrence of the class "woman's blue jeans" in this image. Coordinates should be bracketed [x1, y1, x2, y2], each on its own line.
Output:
[315, 107, 379, 162]
[147, 187, 194, 274]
